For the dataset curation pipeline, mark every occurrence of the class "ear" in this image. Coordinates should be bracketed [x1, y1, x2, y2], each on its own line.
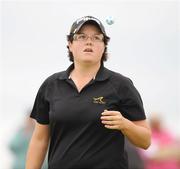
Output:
[68, 41, 73, 52]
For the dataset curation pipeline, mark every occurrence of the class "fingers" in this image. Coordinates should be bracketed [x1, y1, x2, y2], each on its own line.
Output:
[101, 119, 119, 125]
[100, 110, 124, 130]
[104, 125, 119, 130]
[101, 115, 117, 121]
[101, 110, 120, 116]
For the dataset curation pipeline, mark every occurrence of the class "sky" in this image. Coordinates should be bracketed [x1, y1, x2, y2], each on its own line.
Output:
[1, 0, 179, 168]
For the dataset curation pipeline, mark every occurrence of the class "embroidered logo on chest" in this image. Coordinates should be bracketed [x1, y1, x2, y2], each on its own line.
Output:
[93, 96, 106, 104]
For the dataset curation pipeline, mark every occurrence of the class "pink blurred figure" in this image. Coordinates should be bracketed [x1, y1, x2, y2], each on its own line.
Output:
[142, 113, 180, 169]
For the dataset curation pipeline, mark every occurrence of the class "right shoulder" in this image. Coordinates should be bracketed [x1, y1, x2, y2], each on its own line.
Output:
[41, 71, 66, 85]
[38, 70, 66, 91]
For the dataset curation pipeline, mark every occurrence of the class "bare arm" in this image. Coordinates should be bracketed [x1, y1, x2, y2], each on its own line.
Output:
[26, 121, 50, 169]
[121, 119, 151, 149]
[101, 110, 151, 149]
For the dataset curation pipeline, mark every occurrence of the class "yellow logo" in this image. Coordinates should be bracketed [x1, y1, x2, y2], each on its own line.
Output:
[93, 96, 106, 104]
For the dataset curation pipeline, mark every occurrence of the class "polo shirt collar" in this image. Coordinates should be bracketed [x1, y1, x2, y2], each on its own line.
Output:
[58, 63, 110, 81]
[95, 63, 110, 81]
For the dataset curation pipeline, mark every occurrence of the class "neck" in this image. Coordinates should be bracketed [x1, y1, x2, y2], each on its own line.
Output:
[71, 62, 101, 79]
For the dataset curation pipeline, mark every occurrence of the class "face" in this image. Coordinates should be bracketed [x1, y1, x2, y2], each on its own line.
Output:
[68, 24, 105, 65]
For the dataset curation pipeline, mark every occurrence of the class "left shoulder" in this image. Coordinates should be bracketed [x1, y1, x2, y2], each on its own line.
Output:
[105, 67, 133, 86]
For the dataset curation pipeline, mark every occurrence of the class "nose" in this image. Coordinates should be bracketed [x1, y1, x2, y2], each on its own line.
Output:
[85, 37, 93, 45]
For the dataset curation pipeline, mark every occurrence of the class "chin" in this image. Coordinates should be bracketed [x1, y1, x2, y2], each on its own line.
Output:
[76, 56, 101, 65]
[82, 60, 95, 64]
[81, 59, 99, 65]
[81, 56, 94, 62]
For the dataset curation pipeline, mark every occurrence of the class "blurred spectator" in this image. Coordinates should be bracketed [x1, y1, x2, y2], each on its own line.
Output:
[9, 114, 48, 169]
[125, 137, 145, 169]
[142, 113, 180, 169]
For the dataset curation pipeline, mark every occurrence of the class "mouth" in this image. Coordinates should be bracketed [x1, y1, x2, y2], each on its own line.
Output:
[83, 48, 93, 53]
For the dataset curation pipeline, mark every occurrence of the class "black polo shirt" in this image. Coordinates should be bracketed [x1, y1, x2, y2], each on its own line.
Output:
[30, 63, 146, 169]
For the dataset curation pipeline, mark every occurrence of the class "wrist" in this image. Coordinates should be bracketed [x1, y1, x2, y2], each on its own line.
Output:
[120, 117, 132, 133]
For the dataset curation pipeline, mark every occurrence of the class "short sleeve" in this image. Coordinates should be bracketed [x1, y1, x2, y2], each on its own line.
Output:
[30, 79, 50, 124]
[119, 78, 146, 121]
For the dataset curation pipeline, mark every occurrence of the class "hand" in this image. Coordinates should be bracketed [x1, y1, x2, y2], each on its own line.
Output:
[100, 110, 126, 130]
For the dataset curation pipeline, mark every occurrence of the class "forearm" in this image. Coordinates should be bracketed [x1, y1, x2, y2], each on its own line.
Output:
[101, 110, 151, 149]
[26, 134, 49, 169]
[121, 118, 151, 149]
